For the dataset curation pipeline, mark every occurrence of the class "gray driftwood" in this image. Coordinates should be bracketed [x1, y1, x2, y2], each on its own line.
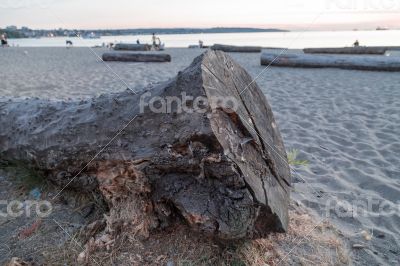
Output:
[382, 46, 400, 51]
[102, 52, 171, 62]
[261, 52, 400, 71]
[211, 44, 261, 53]
[303, 47, 387, 55]
[113, 43, 151, 51]
[0, 50, 290, 240]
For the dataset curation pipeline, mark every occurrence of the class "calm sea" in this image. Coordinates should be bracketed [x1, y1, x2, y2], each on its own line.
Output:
[7, 30, 400, 49]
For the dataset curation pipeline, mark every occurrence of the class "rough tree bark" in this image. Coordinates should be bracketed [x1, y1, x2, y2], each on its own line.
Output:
[102, 53, 171, 62]
[0, 50, 290, 240]
[261, 52, 400, 72]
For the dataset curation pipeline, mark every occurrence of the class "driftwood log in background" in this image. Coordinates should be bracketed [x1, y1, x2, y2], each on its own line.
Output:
[113, 43, 152, 51]
[303, 46, 387, 55]
[0, 50, 290, 240]
[211, 44, 262, 53]
[102, 52, 171, 62]
[261, 53, 400, 72]
[377, 46, 400, 51]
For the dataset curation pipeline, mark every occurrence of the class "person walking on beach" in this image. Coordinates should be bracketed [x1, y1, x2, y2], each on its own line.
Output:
[1, 34, 8, 47]
[136, 39, 140, 44]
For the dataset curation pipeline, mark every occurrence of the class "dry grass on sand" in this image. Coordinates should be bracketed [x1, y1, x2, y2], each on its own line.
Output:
[35, 203, 349, 266]
[1, 165, 348, 265]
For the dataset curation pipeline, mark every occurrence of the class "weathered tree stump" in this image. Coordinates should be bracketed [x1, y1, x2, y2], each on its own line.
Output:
[0, 50, 290, 240]
[211, 44, 262, 53]
[102, 52, 171, 62]
[261, 52, 400, 71]
[113, 43, 152, 51]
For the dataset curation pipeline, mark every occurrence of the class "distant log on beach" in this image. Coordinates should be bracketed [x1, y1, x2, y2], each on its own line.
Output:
[263, 47, 287, 50]
[0, 50, 290, 240]
[102, 52, 171, 62]
[113, 43, 151, 51]
[188, 45, 210, 49]
[211, 44, 262, 53]
[372, 46, 400, 51]
[303, 47, 387, 55]
[261, 53, 400, 71]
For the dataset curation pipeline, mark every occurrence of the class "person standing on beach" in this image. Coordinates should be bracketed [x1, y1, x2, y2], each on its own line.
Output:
[152, 33, 164, 50]
[152, 33, 157, 49]
[1, 34, 8, 47]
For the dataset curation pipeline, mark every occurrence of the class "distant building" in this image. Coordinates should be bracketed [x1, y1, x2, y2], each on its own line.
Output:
[6, 25, 18, 31]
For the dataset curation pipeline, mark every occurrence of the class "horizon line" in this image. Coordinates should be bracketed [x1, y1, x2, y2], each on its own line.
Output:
[2, 25, 398, 32]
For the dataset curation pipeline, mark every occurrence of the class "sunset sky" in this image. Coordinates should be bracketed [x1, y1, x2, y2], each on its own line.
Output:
[0, 0, 399, 30]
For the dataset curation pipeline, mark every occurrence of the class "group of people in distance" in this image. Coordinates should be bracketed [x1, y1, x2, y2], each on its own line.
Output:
[64, 33, 204, 51]
[1, 34, 8, 47]
[136, 33, 164, 50]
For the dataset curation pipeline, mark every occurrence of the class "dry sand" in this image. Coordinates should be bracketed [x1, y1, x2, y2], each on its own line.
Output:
[0, 47, 399, 265]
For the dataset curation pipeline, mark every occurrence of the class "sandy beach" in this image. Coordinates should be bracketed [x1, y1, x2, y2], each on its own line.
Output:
[0, 47, 399, 265]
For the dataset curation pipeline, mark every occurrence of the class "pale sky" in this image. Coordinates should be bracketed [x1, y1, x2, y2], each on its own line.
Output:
[0, 0, 399, 30]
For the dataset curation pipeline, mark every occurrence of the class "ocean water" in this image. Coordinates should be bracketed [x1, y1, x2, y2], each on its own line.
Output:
[7, 30, 400, 49]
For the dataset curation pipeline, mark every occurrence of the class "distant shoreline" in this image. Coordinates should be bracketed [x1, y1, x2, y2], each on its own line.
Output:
[2, 27, 289, 39]
[6, 30, 400, 49]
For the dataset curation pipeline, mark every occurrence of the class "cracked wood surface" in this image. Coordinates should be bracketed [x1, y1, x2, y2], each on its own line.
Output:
[0, 50, 290, 240]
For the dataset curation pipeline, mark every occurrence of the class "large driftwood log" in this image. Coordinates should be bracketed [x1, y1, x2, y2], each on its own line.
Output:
[0, 50, 290, 240]
[261, 52, 400, 71]
[303, 47, 387, 55]
[211, 44, 261, 53]
[113, 43, 152, 51]
[304, 46, 400, 55]
[102, 53, 171, 62]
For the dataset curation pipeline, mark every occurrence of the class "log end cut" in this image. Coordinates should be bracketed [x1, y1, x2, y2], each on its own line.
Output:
[0, 50, 290, 240]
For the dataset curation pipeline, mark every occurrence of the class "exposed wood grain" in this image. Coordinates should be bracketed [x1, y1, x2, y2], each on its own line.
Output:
[1, 50, 290, 240]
